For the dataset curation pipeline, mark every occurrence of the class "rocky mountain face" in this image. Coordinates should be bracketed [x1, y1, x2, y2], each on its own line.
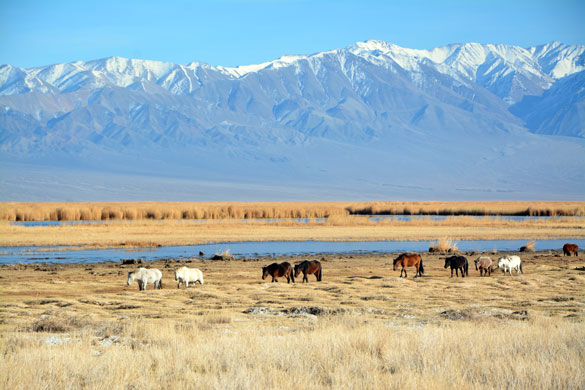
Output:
[0, 41, 583, 200]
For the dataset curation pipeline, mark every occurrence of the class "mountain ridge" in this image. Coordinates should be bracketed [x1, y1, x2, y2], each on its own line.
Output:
[0, 40, 584, 200]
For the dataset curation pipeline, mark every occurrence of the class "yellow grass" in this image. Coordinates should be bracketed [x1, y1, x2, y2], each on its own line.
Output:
[0, 216, 583, 249]
[1, 252, 584, 389]
[1, 201, 584, 222]
[429, 238, 459, 252]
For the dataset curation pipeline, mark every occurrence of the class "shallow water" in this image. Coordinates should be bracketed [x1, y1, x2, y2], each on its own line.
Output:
[1, 239, 583, 265]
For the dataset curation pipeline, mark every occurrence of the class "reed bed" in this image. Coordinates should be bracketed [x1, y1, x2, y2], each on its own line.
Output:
[1, 201, 584, 222]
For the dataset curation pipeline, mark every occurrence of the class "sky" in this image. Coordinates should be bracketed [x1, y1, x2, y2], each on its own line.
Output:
[1, 0, 584, 68]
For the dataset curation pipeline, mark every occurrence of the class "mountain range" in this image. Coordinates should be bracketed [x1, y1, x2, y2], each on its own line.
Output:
[0, 40, 584, 200]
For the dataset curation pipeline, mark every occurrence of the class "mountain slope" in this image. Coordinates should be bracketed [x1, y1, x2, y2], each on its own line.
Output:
[0, 41, 584, 200]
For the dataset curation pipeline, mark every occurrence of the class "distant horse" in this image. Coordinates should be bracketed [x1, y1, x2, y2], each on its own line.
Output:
[393, 253, 424, 278]
[294, 260, 322, 283]
[262, 262, 294, 283]
[498, 256, 523, 276]
[474, 256, 493, 276]
[444, 255, 468, 278]
[174, 266, 204, 288]
[127, 267, 163, 290]
[563, 243, 579, 256]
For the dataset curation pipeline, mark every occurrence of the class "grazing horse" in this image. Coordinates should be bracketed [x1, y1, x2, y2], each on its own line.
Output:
[174, 266, 204, 288]
[497, 256, 523, 276]
[262, 262, 294, 283]
[563, 243, 579, 256]
[444, 255, 468, 278]
[474, 256, 493, 276]
[294, 260, 322, 283]
[393, 253, 424, 278]
[127, 267, 163, 291]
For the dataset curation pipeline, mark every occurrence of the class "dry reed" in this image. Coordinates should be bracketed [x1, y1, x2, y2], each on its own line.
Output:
[429, 238, 459, 253]
[1, 201, 584, 222]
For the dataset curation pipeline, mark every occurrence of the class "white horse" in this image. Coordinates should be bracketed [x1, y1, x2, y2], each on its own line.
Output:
[127, 268, 163, 290]
[497, 256, 523, 276]
[174, 266, 204, 288]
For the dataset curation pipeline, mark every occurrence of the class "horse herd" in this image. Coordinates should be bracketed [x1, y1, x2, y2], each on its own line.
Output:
[126, 243, 579, 290]
[126, 260, 323, 290]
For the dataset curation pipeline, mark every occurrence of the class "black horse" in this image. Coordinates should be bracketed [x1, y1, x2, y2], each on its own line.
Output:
[444, 255, 468, 278]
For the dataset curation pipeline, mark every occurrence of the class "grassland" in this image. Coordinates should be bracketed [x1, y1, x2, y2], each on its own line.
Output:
[1, 200, 584, 222]
[1, 250, 584, 389]
[1, 215, 583, 249]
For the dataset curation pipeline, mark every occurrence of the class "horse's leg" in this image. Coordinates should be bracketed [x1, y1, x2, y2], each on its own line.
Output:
[461, 267, 465, 278]
[450, 268, 453, 278]
[185, 280, 189, 288]
[304, 273, 308, 283]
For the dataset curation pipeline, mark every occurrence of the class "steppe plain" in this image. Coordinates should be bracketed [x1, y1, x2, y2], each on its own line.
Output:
[1, 201, 584, 389]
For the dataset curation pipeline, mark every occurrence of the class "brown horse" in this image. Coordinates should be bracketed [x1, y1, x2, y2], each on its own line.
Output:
[393, 253, 424, 278]
[294, 260, 322, 283]
[563, 243, 579, 256]
[474, 256, 493, 276]
[262, 262, 294, 283]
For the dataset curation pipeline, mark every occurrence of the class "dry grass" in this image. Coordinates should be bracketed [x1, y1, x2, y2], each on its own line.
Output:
[429, 238, 459, 253]
[1, 251, 584, 389]
[0, 216, 583, 249]
[520, 240, 536, 252]
[1, 201, 584, 222]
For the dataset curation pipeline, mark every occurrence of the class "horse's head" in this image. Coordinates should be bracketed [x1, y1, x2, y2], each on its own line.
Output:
[294, 264, 300, 277]
[392, 256, 400, 271]
[127, 271, 136, 286]
[261, 267, 268, 280]
[474, 258, 479, 271]
[443, 257, 451, 269]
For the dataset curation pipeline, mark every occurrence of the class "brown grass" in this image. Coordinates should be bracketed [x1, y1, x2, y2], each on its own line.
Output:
[1, 201, 584, 222]
[0, 216, 583, 249]
[429, 238, 459, 253]
[1, 251, 584, 389]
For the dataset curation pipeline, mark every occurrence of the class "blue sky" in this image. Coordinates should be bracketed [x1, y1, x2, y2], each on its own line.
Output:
[1, 0, 584, 68]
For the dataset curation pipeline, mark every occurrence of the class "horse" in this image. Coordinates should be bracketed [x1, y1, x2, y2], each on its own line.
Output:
[262, 262, 294, 283]
[497, 255, 523, 276]
[127, 267, 163, 290]
[174, 266, 204, 288]
[563, 243, 579, 256]
[444, 255, 468, 278]
[393, 253, 424, 278]
[474, 256, 493, 276]
[294, 260, 322, 282]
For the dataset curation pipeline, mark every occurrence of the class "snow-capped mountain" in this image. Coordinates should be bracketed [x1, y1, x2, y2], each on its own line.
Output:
[0, 41, 584, 201]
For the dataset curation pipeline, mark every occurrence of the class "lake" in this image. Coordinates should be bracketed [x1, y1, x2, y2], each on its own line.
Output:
[1, 239, 583, 265]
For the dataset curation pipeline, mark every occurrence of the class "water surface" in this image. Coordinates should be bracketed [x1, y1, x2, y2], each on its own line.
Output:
[1, 239, 583, 265]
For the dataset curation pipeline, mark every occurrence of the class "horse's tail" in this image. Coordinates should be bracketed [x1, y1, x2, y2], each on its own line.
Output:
[318, 266, 322, 281]
[419, 256, 424, 275]
[289, 267, 295, 283]
[464, 260, 469, 276]
[519, 261, 523, 274]
[159, 278, 163, 289]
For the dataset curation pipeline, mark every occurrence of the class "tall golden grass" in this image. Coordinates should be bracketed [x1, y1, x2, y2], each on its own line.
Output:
[2, 317, 583, 390]
[1, 201, 584, 222]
